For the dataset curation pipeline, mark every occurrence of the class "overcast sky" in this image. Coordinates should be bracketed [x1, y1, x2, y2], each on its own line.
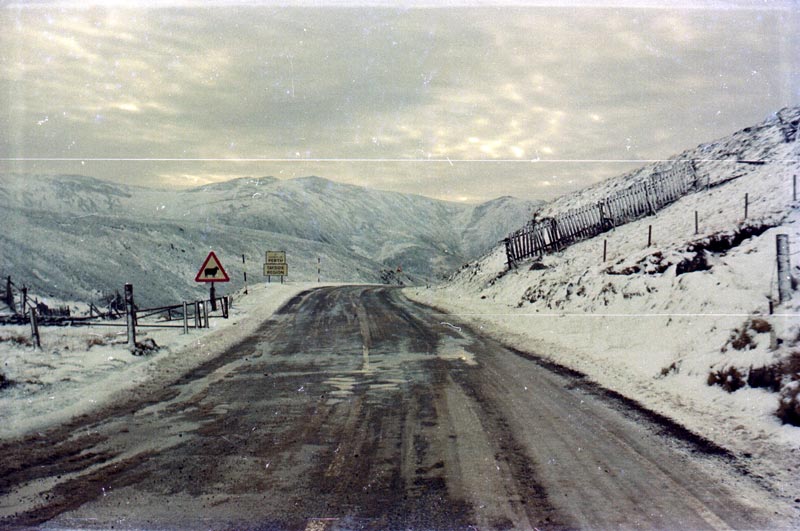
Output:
[1, 1, 797, 202]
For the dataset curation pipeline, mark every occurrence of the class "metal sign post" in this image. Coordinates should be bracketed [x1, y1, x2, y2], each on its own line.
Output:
[195, 251, 230, 312]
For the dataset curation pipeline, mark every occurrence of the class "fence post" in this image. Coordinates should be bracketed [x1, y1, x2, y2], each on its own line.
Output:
[5, 276, 14, 313]
[603, 239, 608, 262]
[694, 211, 699, 235]
[690, 160, 702, 190]
[243, 254, 248, 295]
[645, 183, 656, 215]
[124, 283, 136, 352]
[21, 286, 28, 318]
[647, 225, 652, 247]
[29, 307, 41, 349]
[793, 175, 797, 202]
[744, 193, 749, 220]
[183, 302, 189, 334]
[222, 296, 229, 319]
[776, 234, 792, 304]
[194, 301, 200, 329]
[204, 301, 210, 328]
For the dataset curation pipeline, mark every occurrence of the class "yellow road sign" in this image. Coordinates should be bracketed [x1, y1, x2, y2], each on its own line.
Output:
[266, 251, 286, 264]
[264, 263, 288, 276]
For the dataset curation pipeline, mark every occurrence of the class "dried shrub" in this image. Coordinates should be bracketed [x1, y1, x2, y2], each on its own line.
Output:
[747, 364, 783, 392]
[0, 334, 32, 347]
[676, 251, 711, 276]
[783, 352, 800, 377]
[86, 336, 107, 349]
[707, 366, 746, 393]
[133, 338, 160, 356]
[777, 382, 800, 426]
[730, 328, 755, 351]
[659, 361, 680, 378]
[606, 265, 641, 275]
[749, 318, 772, 334]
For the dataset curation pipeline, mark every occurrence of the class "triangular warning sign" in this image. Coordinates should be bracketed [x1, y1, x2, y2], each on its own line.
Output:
[195, 251, 230, 282]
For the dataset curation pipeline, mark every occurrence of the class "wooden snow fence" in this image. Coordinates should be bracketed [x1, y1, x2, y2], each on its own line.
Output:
[503, 161, 698, 268]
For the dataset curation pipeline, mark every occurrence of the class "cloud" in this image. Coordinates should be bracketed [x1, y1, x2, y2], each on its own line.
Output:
[0, 5, 797, 201]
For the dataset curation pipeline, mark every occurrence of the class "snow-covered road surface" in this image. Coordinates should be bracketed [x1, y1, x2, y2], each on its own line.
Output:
[0, 286, 791, 529]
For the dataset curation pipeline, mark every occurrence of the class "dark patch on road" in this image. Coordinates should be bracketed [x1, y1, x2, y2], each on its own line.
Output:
[1, 451, 156, 530]
[449, 363, 569, 530]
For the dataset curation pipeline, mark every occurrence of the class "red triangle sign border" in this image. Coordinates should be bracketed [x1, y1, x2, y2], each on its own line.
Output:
[195, 251, 231, 283]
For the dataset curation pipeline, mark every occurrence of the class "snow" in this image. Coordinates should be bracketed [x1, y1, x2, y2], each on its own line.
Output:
[1, 106, 798, 507]
[0, 174, 540, 306]
[0, 281, 333, 439]
[405, 107, 800, 500]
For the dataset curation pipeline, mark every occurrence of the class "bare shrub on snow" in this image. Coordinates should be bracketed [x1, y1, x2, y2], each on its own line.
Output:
[659, 361, 680, 378]
[777, 381, 800, 426]
[86, 336, 107, 349]
[707, 366, 746, 393]
[749, 318, 772, 334]
[722, 327, 755, 351]
[0, 333, 32, 347]
[132, 338, 159, 356]
[747, 364, 784, 392]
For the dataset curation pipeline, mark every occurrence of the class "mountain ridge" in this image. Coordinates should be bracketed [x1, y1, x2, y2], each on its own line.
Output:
[0, 173, 541, 306]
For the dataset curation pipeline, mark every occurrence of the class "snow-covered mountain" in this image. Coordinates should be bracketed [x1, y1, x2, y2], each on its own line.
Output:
[0, 174, 539, 306]
[407, 106, 800, 495]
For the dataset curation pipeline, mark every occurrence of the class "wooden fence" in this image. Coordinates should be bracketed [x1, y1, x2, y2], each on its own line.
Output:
[1, 277, 231, 348]
[504, 160, 698, 267]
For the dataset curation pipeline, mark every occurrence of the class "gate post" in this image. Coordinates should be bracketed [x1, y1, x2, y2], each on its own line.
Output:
[30, 307, 41, 349]
[125, 283, 136, 352]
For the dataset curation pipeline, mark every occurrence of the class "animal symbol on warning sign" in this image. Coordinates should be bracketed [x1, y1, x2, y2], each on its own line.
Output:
[195, 251, 230, 282]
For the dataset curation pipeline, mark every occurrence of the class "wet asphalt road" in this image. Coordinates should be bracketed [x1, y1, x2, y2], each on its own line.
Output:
[0, 286, 781, 530]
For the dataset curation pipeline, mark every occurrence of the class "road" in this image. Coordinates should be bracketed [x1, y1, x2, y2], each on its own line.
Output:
[0, 286, 784, 530]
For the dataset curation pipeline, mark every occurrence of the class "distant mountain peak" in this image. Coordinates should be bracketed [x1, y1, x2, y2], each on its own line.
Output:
[188, 176, 278, 193]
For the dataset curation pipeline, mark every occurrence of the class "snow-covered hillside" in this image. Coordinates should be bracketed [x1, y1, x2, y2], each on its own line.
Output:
[406, 106, 800, 500]
[0, 174, 539, 306]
